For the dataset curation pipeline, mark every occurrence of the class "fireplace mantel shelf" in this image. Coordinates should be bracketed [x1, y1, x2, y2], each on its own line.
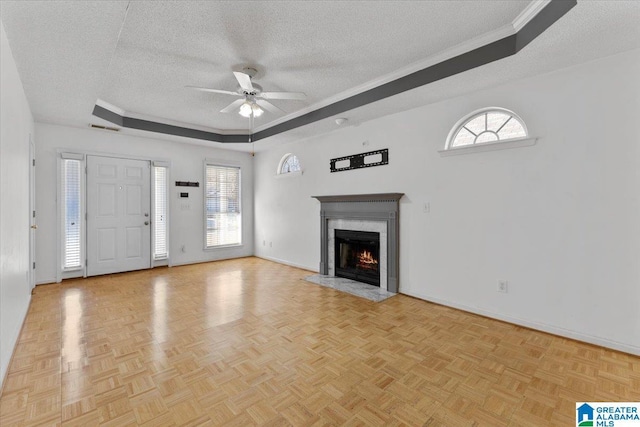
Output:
[312, 193, 404, 203]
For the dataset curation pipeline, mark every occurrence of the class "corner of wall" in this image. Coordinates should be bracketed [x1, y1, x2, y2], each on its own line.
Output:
[0, 17, 36, 389]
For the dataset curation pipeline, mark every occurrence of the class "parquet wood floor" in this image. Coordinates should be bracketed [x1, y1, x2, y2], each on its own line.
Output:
[1, 257, 638, 426]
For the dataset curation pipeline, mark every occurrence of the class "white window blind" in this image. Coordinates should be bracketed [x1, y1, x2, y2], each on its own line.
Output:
[205, 164, 241, 247]
[154, 166, 168, 259]
[62, 159, 82, 269]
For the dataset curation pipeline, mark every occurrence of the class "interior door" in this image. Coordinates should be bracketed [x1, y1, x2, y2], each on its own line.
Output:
[87, 156, 151, 276]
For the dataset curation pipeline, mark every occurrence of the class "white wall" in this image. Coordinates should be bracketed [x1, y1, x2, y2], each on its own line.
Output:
[254, 49, 640, 355]
[35, 123, 254, 284]
[0, 19, 34, 388]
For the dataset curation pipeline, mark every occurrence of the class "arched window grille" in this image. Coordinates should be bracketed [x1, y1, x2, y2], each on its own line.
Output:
[277, 153, 301, 175]
[446, 107, 528, 149]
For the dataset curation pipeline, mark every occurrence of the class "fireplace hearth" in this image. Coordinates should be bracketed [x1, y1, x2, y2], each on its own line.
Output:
[335, 229, 380, 286]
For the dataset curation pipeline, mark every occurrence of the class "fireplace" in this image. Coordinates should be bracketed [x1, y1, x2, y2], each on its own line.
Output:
[312, 193, 403, 293]
[335, 230, 380, 286]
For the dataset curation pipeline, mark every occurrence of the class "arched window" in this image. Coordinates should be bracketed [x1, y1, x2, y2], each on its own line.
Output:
[277, 153, 302, 175]
[446, 107, 528, 149]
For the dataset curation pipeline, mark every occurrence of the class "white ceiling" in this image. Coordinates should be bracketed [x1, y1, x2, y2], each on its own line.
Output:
[1, 1, 639, 152]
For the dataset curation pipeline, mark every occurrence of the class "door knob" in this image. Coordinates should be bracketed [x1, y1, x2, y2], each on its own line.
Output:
[30, 224, 38, 229]
[144, 221, 149, 225]
[144, 213, 149, 217]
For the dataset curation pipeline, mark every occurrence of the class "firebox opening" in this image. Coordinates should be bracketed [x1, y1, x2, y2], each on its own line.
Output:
[335, 229, 380, 287]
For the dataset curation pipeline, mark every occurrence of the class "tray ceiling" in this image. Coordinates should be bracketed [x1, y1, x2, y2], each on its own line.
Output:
[1, 1, 639, 151]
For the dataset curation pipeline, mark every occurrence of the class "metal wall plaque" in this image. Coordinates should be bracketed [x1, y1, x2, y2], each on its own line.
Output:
[330, 149, 388, 173]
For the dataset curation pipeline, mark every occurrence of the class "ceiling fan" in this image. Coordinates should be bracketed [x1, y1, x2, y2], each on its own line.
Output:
[187, 67, 306, 118]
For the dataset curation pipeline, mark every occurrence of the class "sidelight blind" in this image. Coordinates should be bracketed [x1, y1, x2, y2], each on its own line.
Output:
[62, 159, 82, 269]
[205, 164, 241, 247]
[154, 166, 168, 259]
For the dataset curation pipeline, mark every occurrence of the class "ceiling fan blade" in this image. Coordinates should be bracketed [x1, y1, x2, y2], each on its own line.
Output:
[259, 91, 307, 100]
[185, 86, 239, 96]
[233, 71, 254, 92]
[220, 98, 246, 113]
[256, 99, 284, 114]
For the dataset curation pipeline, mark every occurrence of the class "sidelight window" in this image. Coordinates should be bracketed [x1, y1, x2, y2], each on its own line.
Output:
[153, 164, 169, 259]
[61, 154, 83, 270]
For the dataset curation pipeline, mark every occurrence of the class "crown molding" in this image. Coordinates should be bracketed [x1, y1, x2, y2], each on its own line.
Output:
[513, 0, 551, 32]
[92, 0, 576, 144]
[124, 110, 248, 136]
[95, 98, 125, 116]
[255, 0, 553, 134]
[92, 104, 251, 143]
[252, 23, 516, 134]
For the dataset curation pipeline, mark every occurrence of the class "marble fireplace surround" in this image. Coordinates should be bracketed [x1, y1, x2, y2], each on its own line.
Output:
[312, 193, 403, 293]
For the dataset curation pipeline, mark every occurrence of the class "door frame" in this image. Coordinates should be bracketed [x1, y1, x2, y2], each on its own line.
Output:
[29, 134, 36, 290]
[56, 148, 172, 282]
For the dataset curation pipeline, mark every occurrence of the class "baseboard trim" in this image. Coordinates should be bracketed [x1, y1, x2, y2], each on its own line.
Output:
[170, 255, 253, 268]
[402, 290, 640, 356]
[255, 255, 318, 273]
[36, 278, 57, 286]
[0, 294, 32, 397]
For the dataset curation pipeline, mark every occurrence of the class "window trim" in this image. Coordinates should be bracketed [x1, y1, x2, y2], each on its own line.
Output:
[442, 107, 534, 156]
[438, 136, 537, 156]
[276, 153, 303, 176]
[57, 152, 86, 283]
[59, 154, 85, 274]
[203, 160, 243, 250]
[152, 162, 170, 261]
[276, 169, 303, 179]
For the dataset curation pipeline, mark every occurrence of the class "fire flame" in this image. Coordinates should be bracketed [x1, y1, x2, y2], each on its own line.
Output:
[358, 250, 378, 266]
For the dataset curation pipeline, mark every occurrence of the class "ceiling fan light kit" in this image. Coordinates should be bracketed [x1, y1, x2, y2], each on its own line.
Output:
[238, 102, 253, 118]
[188, 66, 306, 120]
[239, 100, 264, 118]
[252, 104, 263, 117]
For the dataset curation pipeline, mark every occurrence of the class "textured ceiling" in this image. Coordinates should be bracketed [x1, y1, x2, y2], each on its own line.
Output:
[1, 1, 639, 152]
[101, 0, 527, 131]
[0, 1, 128, 128]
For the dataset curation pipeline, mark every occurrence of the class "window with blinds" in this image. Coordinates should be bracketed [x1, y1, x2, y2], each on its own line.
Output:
[154, 166, 168, 259]
[62, 159, 82, 269]
[205, 164, 241, 247]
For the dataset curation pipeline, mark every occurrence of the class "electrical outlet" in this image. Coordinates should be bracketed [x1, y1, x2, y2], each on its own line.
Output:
[181, 245, 186, 253]
[263, 240, 266, 246]
[497, 280, 508, 293]
[423, 202, 430, 213]
[270, 242, 273, 248]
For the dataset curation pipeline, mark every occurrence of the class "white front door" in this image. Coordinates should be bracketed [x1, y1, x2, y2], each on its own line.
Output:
[87, 156, 151, 276]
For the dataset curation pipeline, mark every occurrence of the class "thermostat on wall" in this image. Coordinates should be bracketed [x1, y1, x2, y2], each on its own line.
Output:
[179, 192, 189, 198]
